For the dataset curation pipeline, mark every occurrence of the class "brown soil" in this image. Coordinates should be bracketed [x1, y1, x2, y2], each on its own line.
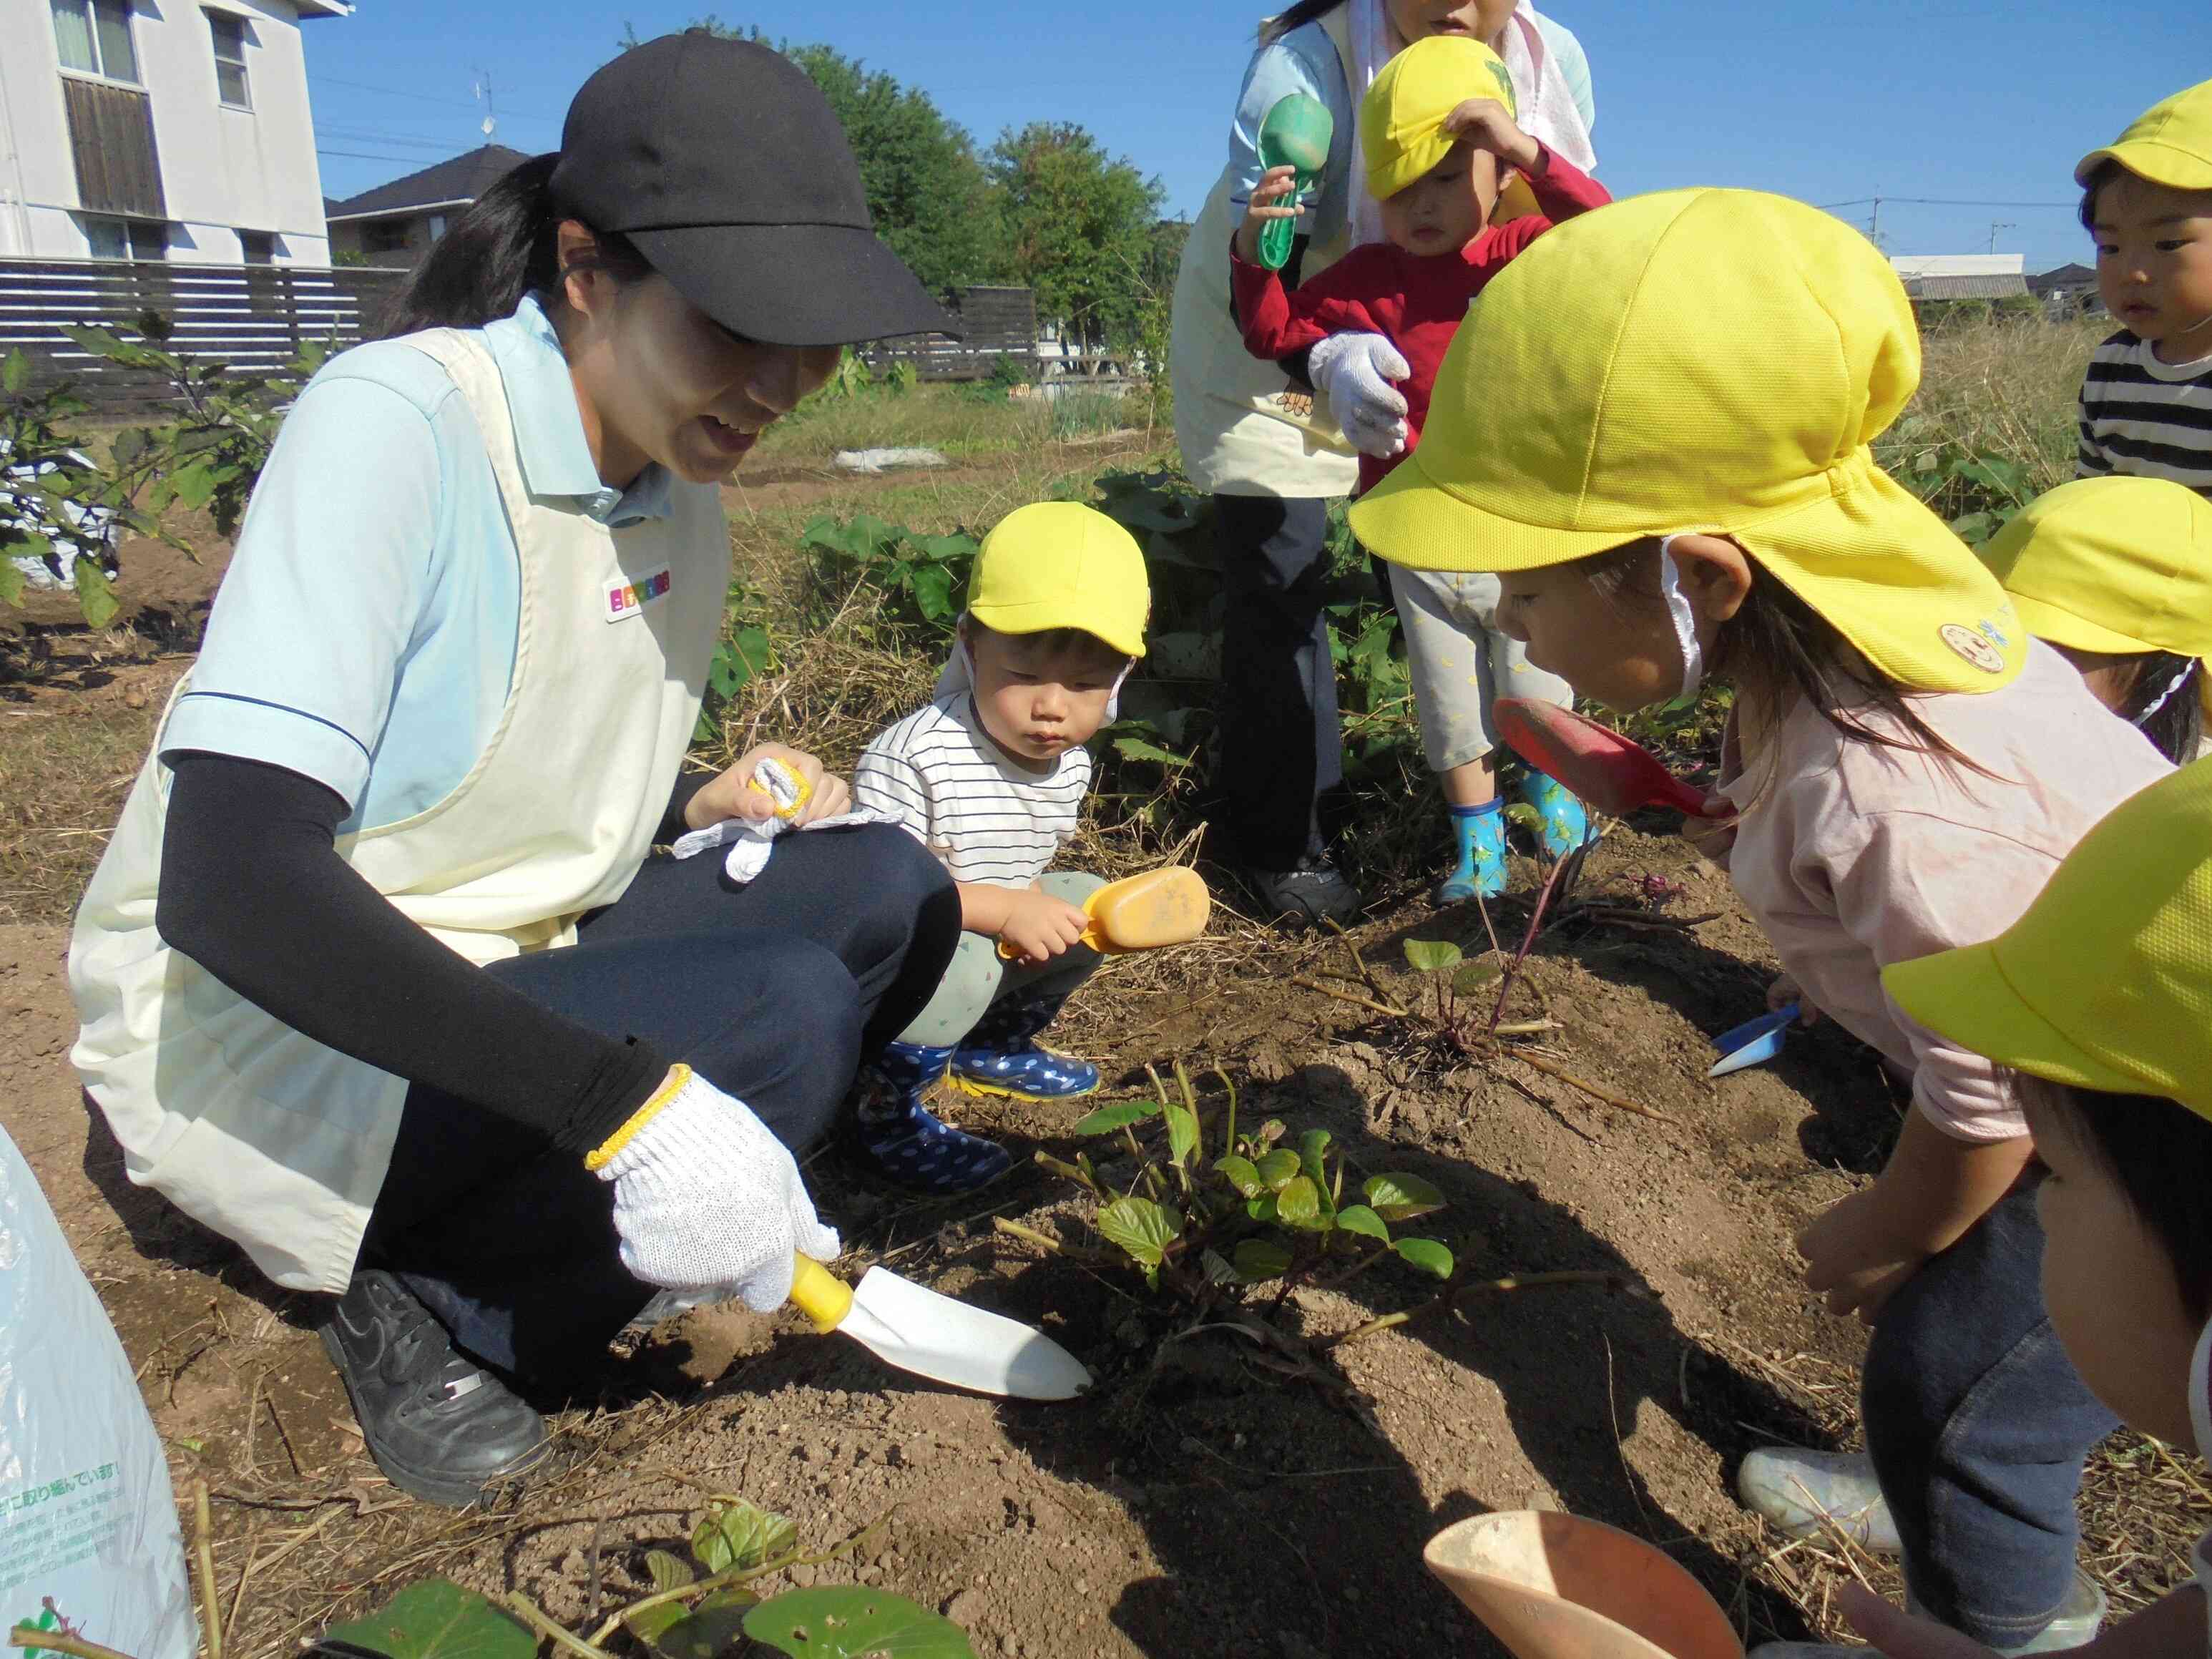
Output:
[4, 825, 1952, 1659]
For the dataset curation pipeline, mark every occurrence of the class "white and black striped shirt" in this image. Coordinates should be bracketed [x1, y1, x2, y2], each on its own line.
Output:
[852, 695, 1092, 889]
[2077, 330, 2212, 496]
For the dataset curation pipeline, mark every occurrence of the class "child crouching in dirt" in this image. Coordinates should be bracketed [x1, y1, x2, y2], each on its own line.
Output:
[1846, 757, 2212, 1659]
[1231, 34, 1609, 902]
[848, 502, 1150, 1194]
[1348, 187, 2172, 1655]
[1979, 475, 2212, 763]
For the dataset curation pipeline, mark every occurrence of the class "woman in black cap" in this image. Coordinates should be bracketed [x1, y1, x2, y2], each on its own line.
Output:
[69, 32, 963, 1507]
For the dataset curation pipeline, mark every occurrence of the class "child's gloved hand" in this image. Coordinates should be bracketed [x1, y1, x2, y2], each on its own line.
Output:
[1235, 164, 1303, 265]
[999, 886, 1092, 966]
[1307, 333, 1410, 458]
[588, 1065, 841, 1312]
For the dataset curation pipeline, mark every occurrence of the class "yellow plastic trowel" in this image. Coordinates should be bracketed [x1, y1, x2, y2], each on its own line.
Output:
[1425, 1512, 1743, 1659]
[1255, 93, 1336, 270]
[998, 865, 1210, 960]
[786, 1257, 1091, 1401]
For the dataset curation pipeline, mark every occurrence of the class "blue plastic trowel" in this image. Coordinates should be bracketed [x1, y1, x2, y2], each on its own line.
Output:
[1708, 1004, 1801, 1079]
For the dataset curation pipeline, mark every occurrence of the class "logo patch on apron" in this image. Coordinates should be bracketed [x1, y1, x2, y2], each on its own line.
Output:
[606, 566, 672, 621]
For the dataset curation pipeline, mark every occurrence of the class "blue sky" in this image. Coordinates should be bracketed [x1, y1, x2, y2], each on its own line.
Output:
[308, 1, 2211, 275]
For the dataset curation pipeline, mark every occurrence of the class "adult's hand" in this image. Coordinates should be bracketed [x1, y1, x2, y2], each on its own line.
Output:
[1307, 333, 1410, 459]
[685, 743, 852, 831]
[589, 1065, 841, 1311]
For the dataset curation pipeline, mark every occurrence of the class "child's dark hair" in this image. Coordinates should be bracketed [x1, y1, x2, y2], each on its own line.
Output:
[380, 152, 655, 338]
[2109, 650, 2205, 764]
[1263, 0, 1348, 40]
[2024, 1076, 2212, 1324]
[965, 617, 1130, 669]
[2078, 159, 2121, 235]
[1584, 539, 1982, 768]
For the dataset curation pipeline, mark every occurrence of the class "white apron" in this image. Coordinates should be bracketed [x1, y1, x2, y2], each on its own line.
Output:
[67, 327, 729, 1294]
[1169, 6, 1364, 499]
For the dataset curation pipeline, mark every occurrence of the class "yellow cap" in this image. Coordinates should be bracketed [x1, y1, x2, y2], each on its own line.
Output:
[1884, 757, 2212, 1122]
[1349, 187, 2027, 695]
[968, 501, 1150, 659]
[1361, 35, 1517, 202]
[2075, 78, 2212, 192]
[1979, 475, 2212, 717]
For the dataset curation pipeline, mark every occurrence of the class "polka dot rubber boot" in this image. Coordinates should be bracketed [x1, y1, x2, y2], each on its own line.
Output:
[1519, 766, 1598, 860]
[853, 1041, 1010, 1193]
[949, 996, 1100, 1102]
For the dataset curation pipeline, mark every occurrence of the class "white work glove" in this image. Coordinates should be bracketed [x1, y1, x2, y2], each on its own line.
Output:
[588, 1065, 841, 1312]
[1306, 331, 1410, 459]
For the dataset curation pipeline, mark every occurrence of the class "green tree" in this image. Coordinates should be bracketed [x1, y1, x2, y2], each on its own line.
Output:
[987, 122, 1165, 353]
[617, 20, 1001, 296]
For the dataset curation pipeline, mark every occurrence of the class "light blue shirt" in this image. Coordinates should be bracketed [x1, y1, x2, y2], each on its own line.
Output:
[162, 295, 675, 835]
[1228, 15, 1597, 243]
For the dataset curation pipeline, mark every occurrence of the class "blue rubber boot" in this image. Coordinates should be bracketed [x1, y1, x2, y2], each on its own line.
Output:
[1435, 799, 1507, 904]
[949, 995, 1100, 1102]
[1519, 766, 1597, 859]
[853, 1041, 1011, 1192]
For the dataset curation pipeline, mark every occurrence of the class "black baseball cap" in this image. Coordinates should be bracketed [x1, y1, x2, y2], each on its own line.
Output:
[548, 31, 959, 346]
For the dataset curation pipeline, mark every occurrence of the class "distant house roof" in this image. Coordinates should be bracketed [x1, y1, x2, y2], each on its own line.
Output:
[1899, 273, 2032, 300]
[325, 145, 533, 223]
[1889, 253, 2025, 280]
[2029, 263, 2098, 297]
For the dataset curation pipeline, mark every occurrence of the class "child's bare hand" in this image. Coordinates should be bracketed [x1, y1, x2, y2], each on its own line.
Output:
[1680, 794, 1737, 862]
[1767, 974, 1821, 1027]
[1235, 165, 1303, 263]
[1439, 98, 1541, 172]
[999, 887, 1092, 965]
[1798, 1189, 1927, 1324]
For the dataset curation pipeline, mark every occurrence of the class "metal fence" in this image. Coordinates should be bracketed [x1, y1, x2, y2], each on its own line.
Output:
[0, 259, 409, 415]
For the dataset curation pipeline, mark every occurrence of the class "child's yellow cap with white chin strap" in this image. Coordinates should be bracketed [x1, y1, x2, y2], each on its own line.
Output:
[1349, 187, 2027, 695]
[967, 501, 1150, 659]
[1361, 35, 1517, 202]
[1979, 475, 2212, 717]
[1884, 758, 2212, 1123]
[2075, 77, 2212, 192]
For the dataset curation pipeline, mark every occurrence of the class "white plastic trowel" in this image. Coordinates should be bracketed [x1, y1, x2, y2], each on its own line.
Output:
[787, 1257, 1091, 1401]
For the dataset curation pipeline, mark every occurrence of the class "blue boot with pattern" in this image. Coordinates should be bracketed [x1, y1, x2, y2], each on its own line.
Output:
[853, 1040, 1011, 1192]
[1519, 767, 1597, 860]
[949, 994, 1100, 1102]
[1435, 798, 1508, 905]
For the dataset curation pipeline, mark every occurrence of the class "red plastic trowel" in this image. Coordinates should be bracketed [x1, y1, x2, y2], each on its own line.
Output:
[1493, 699, 1730, 821]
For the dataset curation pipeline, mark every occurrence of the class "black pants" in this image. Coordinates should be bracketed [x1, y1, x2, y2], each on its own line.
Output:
[1213, 492, 1344, 871]
[360, 825, 960, 1384]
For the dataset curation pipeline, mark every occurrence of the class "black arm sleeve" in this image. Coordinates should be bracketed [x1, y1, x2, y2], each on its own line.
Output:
[155, 752, 665, 1151]
[657, 766, 714, 845]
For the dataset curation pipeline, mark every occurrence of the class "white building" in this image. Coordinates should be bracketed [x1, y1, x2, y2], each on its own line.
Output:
[1887, 253, 2031, 303]
[0, 0, 351, 265]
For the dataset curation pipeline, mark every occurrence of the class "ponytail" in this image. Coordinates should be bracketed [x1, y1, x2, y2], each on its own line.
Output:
[2115, 650, 2206, 765]
[378, 152, 652, 338]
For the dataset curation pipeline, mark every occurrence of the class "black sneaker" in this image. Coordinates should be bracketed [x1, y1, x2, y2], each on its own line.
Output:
[320, 1270, 551, 1508]
[1242, 860, 1364, 929]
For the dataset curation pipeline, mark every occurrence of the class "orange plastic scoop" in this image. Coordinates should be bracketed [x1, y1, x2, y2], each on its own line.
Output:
[1425, 1512, 1743, 1659]
[998, 866, 1210, 959]
[1493, 698, 1728, 821]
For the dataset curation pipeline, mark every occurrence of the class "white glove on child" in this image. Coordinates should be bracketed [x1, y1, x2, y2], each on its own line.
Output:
[1307, 331, 1410, 459]
[588, 1065, 841, 1312]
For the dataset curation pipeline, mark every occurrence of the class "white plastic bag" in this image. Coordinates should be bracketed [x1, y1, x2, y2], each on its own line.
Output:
[0, 1125, 195, 1659]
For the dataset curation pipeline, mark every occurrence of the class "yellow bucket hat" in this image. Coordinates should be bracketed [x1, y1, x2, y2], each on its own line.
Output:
[968, 501, 1150, 659]
[1349, 187, 2027, 695]
[1361, 35, 1517, 202]
[1979, 475, 2212, 715]
[2075, 78, 2212, 192]
[1884, 757, 2212, 1122]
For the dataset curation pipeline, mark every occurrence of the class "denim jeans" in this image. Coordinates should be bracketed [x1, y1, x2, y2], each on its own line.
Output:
[360, 824, 961, 1384]
[1861, 1178, 2118, 1648]
[1214, 493, 1345, 871]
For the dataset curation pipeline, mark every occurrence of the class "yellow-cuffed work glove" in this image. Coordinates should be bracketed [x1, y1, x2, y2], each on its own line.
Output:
[586, 1065, 841, 1311]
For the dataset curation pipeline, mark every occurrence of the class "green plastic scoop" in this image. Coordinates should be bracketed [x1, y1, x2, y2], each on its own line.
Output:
[1255, 93, 1334, 270]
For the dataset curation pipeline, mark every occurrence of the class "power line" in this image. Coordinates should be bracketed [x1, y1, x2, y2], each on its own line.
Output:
[313, 72, 561, 122]
[317, 146, 471, 164]
[1817, 195, 2073, 210]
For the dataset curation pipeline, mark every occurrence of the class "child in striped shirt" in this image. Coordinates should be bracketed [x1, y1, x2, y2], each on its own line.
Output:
[849, 502, 1150, 1192]
[2074, 79, 2212, 495]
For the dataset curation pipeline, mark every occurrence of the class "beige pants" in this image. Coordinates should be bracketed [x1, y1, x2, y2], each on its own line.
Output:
[1389, 564, 1573, 773]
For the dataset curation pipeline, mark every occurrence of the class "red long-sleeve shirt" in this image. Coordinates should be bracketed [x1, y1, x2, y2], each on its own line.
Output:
[1231, 147, 1611, 494]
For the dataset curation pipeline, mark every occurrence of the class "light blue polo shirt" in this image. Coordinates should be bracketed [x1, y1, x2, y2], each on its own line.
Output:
[162, 295, 675, 836]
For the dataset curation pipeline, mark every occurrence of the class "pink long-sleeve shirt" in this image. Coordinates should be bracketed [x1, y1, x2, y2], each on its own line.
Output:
[1720, 642, 2172, 1142]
